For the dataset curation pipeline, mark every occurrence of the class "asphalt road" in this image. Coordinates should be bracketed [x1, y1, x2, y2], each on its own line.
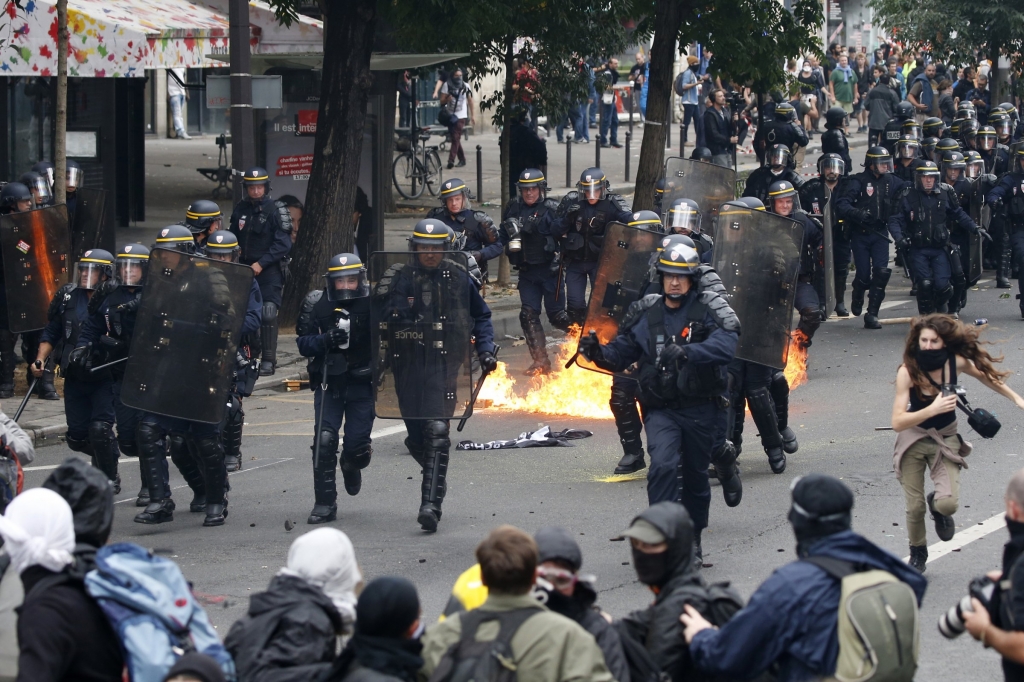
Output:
[16, 267, 1024, 680]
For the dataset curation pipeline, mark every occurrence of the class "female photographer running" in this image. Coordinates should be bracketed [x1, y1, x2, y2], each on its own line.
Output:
[892, 314, 1024, 573]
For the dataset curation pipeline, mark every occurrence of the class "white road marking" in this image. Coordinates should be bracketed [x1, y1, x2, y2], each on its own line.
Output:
[902, 512, 1006, 564]
[879, 300, 909, 311]
[113, 458, 294, 504]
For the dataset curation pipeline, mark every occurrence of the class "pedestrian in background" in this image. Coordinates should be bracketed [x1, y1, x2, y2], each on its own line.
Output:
[168, 67, 190, 140]
[439, 68, 474, 169]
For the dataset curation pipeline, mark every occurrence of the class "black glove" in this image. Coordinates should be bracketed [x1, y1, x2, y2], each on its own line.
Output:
[578, 331, 603, 363]
[978, 228, 993, 242]
[855, 209, 873, 225]
[115, 296, 140, 314]
[69, 344, 94, 370]
[989, 196, 1003, 209]
[658, 343, 688, 370]
[326, 327, 348, 349]
[897, 237, 912, 250]
[471, 250, 483, 263]
[478, 351, 498, 373]
[568, 202, 581, 214]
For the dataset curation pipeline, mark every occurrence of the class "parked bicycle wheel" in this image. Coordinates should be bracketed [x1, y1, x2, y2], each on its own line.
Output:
[392, 152, 425, 199]
[424, 149, 443, 196]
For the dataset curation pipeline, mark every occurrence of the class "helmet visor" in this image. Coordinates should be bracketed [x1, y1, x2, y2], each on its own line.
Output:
[767, 147, 789, 168]
[116, 258, 148, 287]
[66, 165, 83, 189]
[27, 176, 52, 205]
[819, 156, 845, 178]
[74, 261, 108, 290]
[205, 247, 238, 263]
[578, 181, 605, 201]
[896, 141, 919, 159]
[901, 125, 920, 140]
[666, 206, 700, 234]
[978, 134, 996, 151]
[871, 157, 894, 174]
[995, 120, 1012, 137]
[915, 170, 941, 193]
[965, 159, 984, 179]
[326, 269, 369, 301]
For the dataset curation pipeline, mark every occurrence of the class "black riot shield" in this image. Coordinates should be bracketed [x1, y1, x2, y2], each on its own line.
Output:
[120, 248, 254, 423]
[821, 194, 836, 315]
[576, 222, 662, 374]
[712, 206, 804, 369]
[370, 251, 475, 420]
[71, 188, 113, 259]
[0, 205, 71, 333]
[662, 157, 736, 239]
[968, 181, 987, 284]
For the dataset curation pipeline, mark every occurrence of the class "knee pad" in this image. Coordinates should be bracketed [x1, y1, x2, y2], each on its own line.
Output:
[66, 434, 91, 454]
[87, 420, 116, 445]
[194, 435, 224, 467]
[261, 301, 279, 323]
[798, 307, 821, 334]
[226, 399, 244, 426]
[711, 440, 738, 470]
[314, 429, 339, 457]
[769, 370, 789, 402]
[136, 421, 166, 457]
[117, 434, 138, 458]
[342, 444, 372, 470]
[871, 267, 892, 288]
[424, 420, 450, 450]
[746, 386, 782, 447]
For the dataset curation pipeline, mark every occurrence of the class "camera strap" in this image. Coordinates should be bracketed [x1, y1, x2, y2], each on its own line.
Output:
[924, 356, 976, 418]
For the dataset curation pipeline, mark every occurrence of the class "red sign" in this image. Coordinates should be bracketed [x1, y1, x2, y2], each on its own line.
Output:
[296, 110, 318, 136]
[276, 154, 314, 178]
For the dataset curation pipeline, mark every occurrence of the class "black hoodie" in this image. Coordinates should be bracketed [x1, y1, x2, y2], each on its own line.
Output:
[225, 573, 343, 682]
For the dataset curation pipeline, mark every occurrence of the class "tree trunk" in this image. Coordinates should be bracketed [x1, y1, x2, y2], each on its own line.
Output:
[54, 0, 68, 205]
[281, 0, 377, 324]
[631, 0, 687, 211]
[497, 35, 515, 287]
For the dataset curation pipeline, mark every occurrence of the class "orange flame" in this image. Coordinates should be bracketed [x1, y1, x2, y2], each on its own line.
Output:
[477, 327, 614, 419]
[784, 330, 809, 390]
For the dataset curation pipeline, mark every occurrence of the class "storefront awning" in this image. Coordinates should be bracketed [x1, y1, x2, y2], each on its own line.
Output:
[207, 52, 471, 74]
[0, 0, 322, 77]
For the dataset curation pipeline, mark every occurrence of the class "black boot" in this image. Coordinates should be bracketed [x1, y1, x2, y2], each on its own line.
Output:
[169, 435, 207, 512]
[747, 386, 786, 474]
[712, 441, 742, 508]
[834, 267, 850, 316]
[908, 545, 928, 573]
[520, 308, 551, 376]
[850, 278, 868, 316]
[566, 307, 588, 328]
[259, 302, 279, 376]
[309, 430, 339, 523]
[934, 285, 953, 315]
[548, 310, 571, 333]
[863, 268, 891, 330]
[998, 239, 1013, 288]
[927, 491, 955, 542]
[610, 379, 645, 474]
[223, 398, 244, 472]
[418, 421, 450, 532]
[692, 529, 704, 571]
[88, 421, 120, 493]
[195, 435, 228, 527]
[0, 330, 15, 399]
[770, 372, 799, 454]
[134, 422, 173, 523]
[340, 444, 371, 496]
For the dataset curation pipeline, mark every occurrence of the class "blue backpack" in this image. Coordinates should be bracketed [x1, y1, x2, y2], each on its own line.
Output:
[84, 542, 236, 682]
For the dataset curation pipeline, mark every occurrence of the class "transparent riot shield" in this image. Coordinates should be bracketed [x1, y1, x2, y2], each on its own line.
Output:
[369, 251, 475, 420]
[576, 222, 662, 374]
[820, 195, 836, 315]
[120, 248, 254, 423]
[71, 188, 112, 260]
[662, 157, 737, 239]
[968, 181, 987, 284]
[0, 205, 71, 332]
[712, 206, 804, 369]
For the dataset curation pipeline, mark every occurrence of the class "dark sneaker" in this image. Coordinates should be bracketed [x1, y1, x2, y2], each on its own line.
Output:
[927, 491, 955, 541]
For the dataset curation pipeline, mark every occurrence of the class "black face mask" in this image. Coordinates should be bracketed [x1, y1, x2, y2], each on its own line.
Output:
[632, 547, 669, 586]
[916, 347, 948, 372]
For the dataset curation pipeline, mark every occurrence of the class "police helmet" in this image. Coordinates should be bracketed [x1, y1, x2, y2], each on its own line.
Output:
[949, 118, 964, 139]
[654, 177, 667, 211]
[242, 166, 271, 196]
[736, 196, 766, 211]
[895, 101, 915, 120]
[1013, 147, 1024, 175]
[65, 159, 83, 190]
[824, 106, 846, 130]
[767, 144, 791, 170]
[516, 168, 547, 202]
[957, 102, 977, 120]
[666, 198, 702, 235]
[977, 126, 997, 151]
[922, 137, 940, 163]
[990, 112, 1012, 138]
[31, 161, 54, 188]
[326, 252, 369, 301]
[776, 102, 798, 122]
[655, 240, 700, 276]
[895, 135, 921, 160]
[964, 150, 985, 179]
[914, 161, 942, 194]
[960, 118, 980, 143]
[0, 182, 33, 213]
[900, 120, 921, 141]
[445, 225, 467, 251]
[115, 243, 150, 287]
[410, 218, 451, 247]
[864, 146, 894, 175]
[658, 233, 696, 252]
[577, 167, 608, 201]
[439, 177, 471, 210]
[204, 231, 241, 263]
[818, 152, 845, 179]
[936, 137, 961, 155]
[154, 224, 197, 254]
[940, 151, 966, 182]
[922, 117, 945, 138]
[999, 103, 1019, 126]
[690, 147, 713, 162]
[74, 249, 114, 291]
[628, 210, 663, 232]
[768, 179, 798, 208]
[185, 199, 223, 236]
[19, 172, 51, 207]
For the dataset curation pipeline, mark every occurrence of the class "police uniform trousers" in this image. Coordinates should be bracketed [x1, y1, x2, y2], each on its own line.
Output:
[564, 260, 599, 314]
[794, 281, 820, 316]
[851, 231, 889, 282]
[1010, 227, 1024, 296]
[314, 381, 374, 453]
[517, 265, 565, 319]
[140, 414, 222, 502]
[64, 377, 117, 443]
[254, 263, 284, 306]
[834, 232, 852, 278]
[909, 246, 952, 290]
[642, 401, 725, 531]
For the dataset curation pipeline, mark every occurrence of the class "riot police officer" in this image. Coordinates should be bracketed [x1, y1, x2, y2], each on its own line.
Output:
[965, 150, 1007, 287]
[881, 101, 916, 154]
[755, 102, 808, 165]
[820, 106, 852, 174]
[800, 153, 852, 316]
[690, 147, 713, 163]
[743, 144, 805, 205]
[894, 136, 926, 183]
[580, 240, 740, 561]
[296, 253, 373, 525]
[19, 171, 52, 208]
[961, 118, 982, 153]
[987, 148, 1024, 317]
[30, 160, 54, 189]
[74, 243, 150, 504]
[941, 151, 984, 313]
[500, 169, 568, 376]
[229, 166, 293, 377]
[835, 146, 905, 329]
[665, 198, 714, 264]
[976, 126, 1009, 175]
[922, 116, 946, 141]
[34, 249, 120, 491]
[890, 162, 979, 315]
[990, 110, 1014, 147]
[65, 159, 82, 224]
[427, 178, 502, 281]
[653, 177, 667, 214]
[376, 220, 497, 532]
[768, 180, 823, 347]
[185, 199, 224, 249]
[553, 168, 632, 324]
[922, 137, 940, 164]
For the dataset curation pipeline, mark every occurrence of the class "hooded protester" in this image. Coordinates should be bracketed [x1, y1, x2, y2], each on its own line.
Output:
[225, 527, 361, 682]
[616, 502, 742, 682]
[322, 576, 423, 682]
[0, 413, 33, 681]
[42, 457, 114, 576]
[534, 526, 630, 682]
[0, 488, 123, 682]
[681, 474, 928, 681]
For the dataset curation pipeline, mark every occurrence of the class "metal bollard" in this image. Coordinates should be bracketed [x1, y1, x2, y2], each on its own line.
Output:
[666, 99, 672, 150]
[680, 124, 684, 158]
[625, 132, 631, 182]
[595, 106, 601, 169]
[628, 92, 634, 135]
[565, 135, 572, 188]
[476, 145, 483, 203]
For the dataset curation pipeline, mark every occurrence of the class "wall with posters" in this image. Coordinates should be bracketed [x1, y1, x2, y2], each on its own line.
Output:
[258, 68, 321, 204]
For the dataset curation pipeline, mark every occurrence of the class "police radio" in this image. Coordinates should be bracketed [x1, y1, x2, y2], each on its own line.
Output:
[335, 309, 351, 350]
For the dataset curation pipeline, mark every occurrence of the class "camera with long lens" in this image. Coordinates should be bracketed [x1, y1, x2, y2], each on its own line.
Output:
[938, 576, 996, 638]
[724, 90, 745, 113]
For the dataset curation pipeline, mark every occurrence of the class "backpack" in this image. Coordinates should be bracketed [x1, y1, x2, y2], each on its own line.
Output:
[427, 606, 540, 682]
[84, 543, 236, 682]
[673, 71, 687, 98]
[804, 556, 918, 682]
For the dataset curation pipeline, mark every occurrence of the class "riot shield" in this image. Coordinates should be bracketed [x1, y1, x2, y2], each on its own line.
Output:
[0, 205, 71, 333]
[968, 181, 987, 284]
[821, 193, 836, 315]
[120, 248, 254, 423]
[71, 188, 113, 259]
[576, 222, 662, 374]
[662, 157, 736, 239]
[370, 250, 475, 420]
[712, 206, 804, 369]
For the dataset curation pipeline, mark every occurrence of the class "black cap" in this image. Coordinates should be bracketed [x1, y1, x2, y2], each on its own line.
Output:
[163, 652, 225, 682]
[356, 576, 420, 638]
[535, 526, 583, 571]
[788, 473, 854, 549]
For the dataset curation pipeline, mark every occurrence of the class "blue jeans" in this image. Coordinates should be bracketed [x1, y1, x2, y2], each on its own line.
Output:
[556, 103, 588, 142]
[169, 94, 186, 137]
[599, 102, 619, 145]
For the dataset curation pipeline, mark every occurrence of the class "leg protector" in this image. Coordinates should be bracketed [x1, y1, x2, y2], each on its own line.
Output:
[796, 307, 821, 346]
[66, 434, 93, 456]
[747, 386, 786, 473]
[548, 309, 571, 332]
[770, 371, 798, 454]
[260, 301, 279, 375]
[519, 307, 551, 375]
[169, 434, 207, 511]
[609, 380, 645, 473]
[418, 420, 450, 532]
[222, 399, 244, 472]
[134, 422, 175, 524]
[850, 277, 869, 317]
[710, 441, 742, 507]
[834, 265, 850, 316]
[864, 268, 891, 329]
[998, 236, 1013, 288]
[87, 420, 120, 484]
[934, 285, 954, 314]
[915, 279, 935, 315]
[311, 429, 339, 506]
[340, 444, 372, 497]
[195, 434, 228, 525]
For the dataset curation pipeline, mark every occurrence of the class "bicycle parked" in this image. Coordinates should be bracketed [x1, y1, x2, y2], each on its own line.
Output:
[392, 129, 443, 199]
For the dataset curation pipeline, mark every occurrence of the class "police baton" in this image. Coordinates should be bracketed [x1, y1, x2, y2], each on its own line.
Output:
[457, 346, 500, 433]
[90, 357, 129, 374]
[312, 361, 330, 469]
[13, 377, 37, 422]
